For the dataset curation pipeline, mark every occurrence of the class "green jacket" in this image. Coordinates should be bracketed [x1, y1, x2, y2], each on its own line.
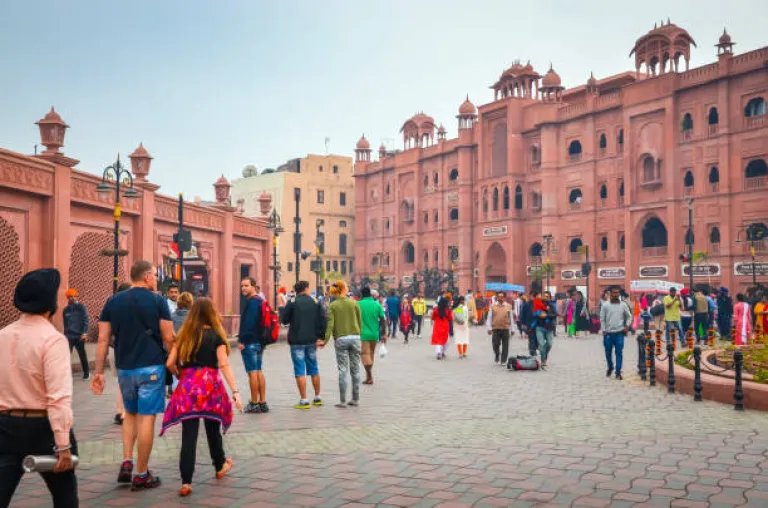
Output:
[324, 297, 362, 342]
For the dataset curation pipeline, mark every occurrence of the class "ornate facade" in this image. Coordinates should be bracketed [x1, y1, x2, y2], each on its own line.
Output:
[353, 24, 768, 304]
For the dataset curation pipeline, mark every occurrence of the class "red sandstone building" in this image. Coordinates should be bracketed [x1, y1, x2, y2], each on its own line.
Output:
[353, 23, 768, 303]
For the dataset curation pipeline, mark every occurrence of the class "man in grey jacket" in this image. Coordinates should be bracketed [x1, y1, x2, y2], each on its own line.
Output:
[599, 286, 632, 380]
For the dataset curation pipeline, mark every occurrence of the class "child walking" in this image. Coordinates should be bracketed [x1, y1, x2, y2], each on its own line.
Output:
[400, 296, 414, 344]
[431, 297, 453, 359]
[161, 298, 243, 497]
[453, 296, 470, 358]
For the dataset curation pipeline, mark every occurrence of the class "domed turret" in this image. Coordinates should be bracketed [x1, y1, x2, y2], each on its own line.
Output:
[540, 64, 565, 103]
[491, 59, 541, 100]
[355, 133, 372, 162]
[630, 20, 696, 75]
[542, 64, 561, 87]
[459, 95, 476, 116]
[716, 27, 735, 55]
[213, 175, 231, 205]
[356, 134, 370, 150]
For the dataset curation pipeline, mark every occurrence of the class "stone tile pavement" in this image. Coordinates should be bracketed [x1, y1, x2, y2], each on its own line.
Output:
[13, 324, 768, 507]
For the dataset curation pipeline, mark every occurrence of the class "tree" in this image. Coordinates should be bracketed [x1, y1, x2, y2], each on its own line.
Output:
[529, 262, 555, 292]
[417, 267, 451, 299]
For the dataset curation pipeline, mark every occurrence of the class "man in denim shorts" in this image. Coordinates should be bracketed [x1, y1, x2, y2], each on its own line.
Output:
[92, 260, 174, 491]
[281, 281, 325, 409]
[239, 277, 268, 413]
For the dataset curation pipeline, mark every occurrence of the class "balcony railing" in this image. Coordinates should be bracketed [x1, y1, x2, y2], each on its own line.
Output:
[745, 116, 766, 129]
[569, 153, 582, 163]
[745, 176, 768, 191]
[600, 198, 607, 208]
[618, 249, 625, 260]
[569, 252, 585, 262]
[710, 182, 720, 193]
[683, 186, 693, 197]
[530, 161, 541, 172]
[709, 243, 720, 254]
[600, 250, 608, 260]
[708, 124, 719, 136]
[682, 130, 693, 142]
[599, 147, 607, 157]
[528, 256, 542, 267]
[617, 144, 624, 154]
[570, 201, 582, 210]
[642, 246, 668, 257]
[618, 195, 625, 206]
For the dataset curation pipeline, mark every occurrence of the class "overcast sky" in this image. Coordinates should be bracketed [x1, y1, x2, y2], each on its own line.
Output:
[1, 1, 765, 199]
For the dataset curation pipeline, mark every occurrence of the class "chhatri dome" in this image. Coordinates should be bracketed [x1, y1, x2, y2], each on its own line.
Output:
[356, 134, 370, 150]
[541, 64, 562, 87]
[458, 95, 477, 116]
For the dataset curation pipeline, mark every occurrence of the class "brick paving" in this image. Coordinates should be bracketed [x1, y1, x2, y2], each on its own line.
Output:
[13, 324, 768, 507]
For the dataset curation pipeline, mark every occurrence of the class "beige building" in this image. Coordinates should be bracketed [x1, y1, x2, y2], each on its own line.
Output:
[231, 154, 355, 292]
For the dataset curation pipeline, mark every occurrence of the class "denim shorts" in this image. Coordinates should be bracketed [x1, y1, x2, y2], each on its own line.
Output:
[241, 342, 264, 373]
[290, 344, 319, 377]
[117, 365, 166, 415]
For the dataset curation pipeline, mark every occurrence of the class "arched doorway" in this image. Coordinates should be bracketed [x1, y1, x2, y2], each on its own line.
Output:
[641, 217, 668, 256]
[485, 242, 507, 283]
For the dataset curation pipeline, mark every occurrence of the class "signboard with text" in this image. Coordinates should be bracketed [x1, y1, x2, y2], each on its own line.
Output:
[597, 267, 626, 279]
[733, 262, 768, 277]
[561, 269, 586, 280]
[482, 225, 508, 237]
[681, 263, 721, 277]
[639, 265, 668, 278]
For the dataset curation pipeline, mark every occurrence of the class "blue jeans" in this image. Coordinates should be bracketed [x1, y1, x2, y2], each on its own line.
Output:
[603, 333, 625, 374]
[240, 342, 264, 372]
[290, 344, 319, 377]
[117, 365, 166, 415]
[535, 327, 554, 363]
[664, 320, 683, 344]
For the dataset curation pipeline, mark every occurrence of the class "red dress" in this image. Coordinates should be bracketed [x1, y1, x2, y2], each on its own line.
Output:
[431, 307, 453, 346]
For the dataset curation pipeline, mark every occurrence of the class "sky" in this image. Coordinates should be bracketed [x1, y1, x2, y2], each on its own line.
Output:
[1, 1, 766, 200]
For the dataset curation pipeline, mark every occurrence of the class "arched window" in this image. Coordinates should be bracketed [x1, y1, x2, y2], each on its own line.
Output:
[568, 188, 583, 204]
[385, 183, 390, 195]
[599, 184, 608, 199]
[619, 233, 625, 251]
[433, 172, 439, 185]
[423, 175, 429, 188]
[744, 97, 766, 118]
[449, 168, 459, 181]
[371, 256, 378, 267]
[708, 107, 719, 125]
[643, 156, 656, 182]
[745, 159, 768, 178]
[449, 208, 459, 221]
[433, 210, 439, 223]
[339, 234, 347, 255]
[482, 189, 488, 214]
[531, 145, 540, 164]
[568, 140, 582, 155]
[403, 242, 415, 264]
[529, 242, 543, 257]
[600, 236, 608, 251]
[599, 133, 607, 149]
[619, 181, 625, 197]
[492, 188, 499, 211]
[423, 250, 429, 265]
[569, 238, 583, 253]
[423, 211, 428, 224]
[531, 191, 542, 210]
[617, 128, 624, 146]
[433, 250, 439, 264]
[514, 185, 523, 210]
[709, 227, 721, 245]
[339, 220, 347, 227]
[709, 166, 720, 183]
[684, 170, 694, 188]
[681, 113, 693, 132]
[502, 186, 510, 210]
[641, 218, 668, 248]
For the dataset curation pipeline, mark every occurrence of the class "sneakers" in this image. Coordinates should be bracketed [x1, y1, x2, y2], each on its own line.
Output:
[606, 368, 613, 378]
[244, 402, 261, 414]
[615, 373, 623, 380]
[312, 397, 323, 406]
[259, 402, 270, 413]
[131, 471, 161, 491]
[294, 400, 311, 410]
[113, 414, 123, 426]
[494, 354, 500, 364]
[117, 460, 133, 483]
[83, 373, 91, 381]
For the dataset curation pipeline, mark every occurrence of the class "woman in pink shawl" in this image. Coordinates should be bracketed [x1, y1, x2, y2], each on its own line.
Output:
[732, 293, 751, 345]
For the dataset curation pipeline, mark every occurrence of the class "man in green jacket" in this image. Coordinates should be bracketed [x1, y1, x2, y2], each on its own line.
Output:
[358, 287, 387, 385]
[321, 281, 363, 408]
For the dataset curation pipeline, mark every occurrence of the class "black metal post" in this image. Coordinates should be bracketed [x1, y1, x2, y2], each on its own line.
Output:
[272, 233, 279, 307]
[584, 245, 590, 313]
[543, 234, 552, 293]
[751, 240, 757, 291]
[667, 341, 676, 393]
[649, 337, 656, 386]
[687, 200, 694, 291]
[293, 188, 301, 285]
[178, 194, 185, 293]
[637, 332, 648, 381]
[734, 349, 744, 410]
[693, 345, 703, 401]
[112, 166, 121, 295]
[315, 220, 323, 298]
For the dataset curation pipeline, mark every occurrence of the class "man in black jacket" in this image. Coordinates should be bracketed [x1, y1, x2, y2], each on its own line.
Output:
[63, 288, 90, 379]
[281, 280, 326, 409]
[520, 291, 537, 356]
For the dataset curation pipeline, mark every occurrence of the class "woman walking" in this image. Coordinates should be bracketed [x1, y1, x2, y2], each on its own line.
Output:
[716, 287, 733, 340]
[171, 292, 193, 333]
[322, 280, 363, 408]
[732, 293, 752, 346]
[453, 296, 470, 358]
[400, 296, 414, 344]
[161, 298, 242, 497]
[431, 297, 453, 360]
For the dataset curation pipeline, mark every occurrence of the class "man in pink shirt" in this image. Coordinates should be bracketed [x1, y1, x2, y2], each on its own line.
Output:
[0, 268, 78, 507]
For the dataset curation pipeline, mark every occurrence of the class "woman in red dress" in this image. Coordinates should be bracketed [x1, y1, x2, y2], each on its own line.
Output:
[400, 296, 414, 344]
[431, 297, 453, 360]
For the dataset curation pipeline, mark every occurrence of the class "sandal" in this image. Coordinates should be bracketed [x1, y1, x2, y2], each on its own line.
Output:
[179, 484, 192, 497]
[216, 458, 233, 480]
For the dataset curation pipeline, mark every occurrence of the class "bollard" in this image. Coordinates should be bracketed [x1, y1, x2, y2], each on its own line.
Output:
[686, 328, 695, 350]
[667, 341, 676, 394]
[734, 349, 744, 410]
[648, 337, 656, 387]
[637, 333, 648, 381]
[655, 333, 663, 356]
[707, 327, 715, 347]
[670, 328, 678, 351]
[693, 345, 703, 401]
[731, 325, 736, 343]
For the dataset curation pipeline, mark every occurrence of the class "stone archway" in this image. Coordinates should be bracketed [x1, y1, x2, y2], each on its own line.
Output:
[68, 232, 127, 340]
[485, 242, 507, 283]
[0, 217, 23, 329]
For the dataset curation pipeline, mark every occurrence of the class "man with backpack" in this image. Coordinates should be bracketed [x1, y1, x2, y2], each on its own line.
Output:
[239, 277, 268, 414]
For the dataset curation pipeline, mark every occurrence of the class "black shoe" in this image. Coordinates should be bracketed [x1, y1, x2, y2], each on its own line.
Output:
[494, 354, 500, 364]
[259, 402, 270, 413]
[117, 460, 133, 483]
[606, 368, 613, 377]
[83, 373, 91, 381]
[615, 373, 623, 380]
[131, 471, 161, 491]
[245, 402, 262, 413]
[113, 414, 123, 425]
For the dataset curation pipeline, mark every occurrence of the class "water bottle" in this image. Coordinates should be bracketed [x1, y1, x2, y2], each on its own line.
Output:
[22, 455, 79, 473]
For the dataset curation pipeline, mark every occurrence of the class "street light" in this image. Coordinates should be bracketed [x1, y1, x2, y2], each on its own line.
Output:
[374, 251, 385, 291]
[736, 221, 767, 293]
[96, 154, 139, 294]
[448, 246, 459, 295]
[686, 199, 695, 292]
[542, 234, 553, 293]
[266, 208, 283, 307]
[314, 219, 325, 298]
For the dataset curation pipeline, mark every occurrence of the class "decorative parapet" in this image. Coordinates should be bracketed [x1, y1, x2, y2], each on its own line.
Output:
[233, 216, 269, 239]
[154, 196, 225, 231]
[0, 149, 54, 196]
[71, 171, 141, 212]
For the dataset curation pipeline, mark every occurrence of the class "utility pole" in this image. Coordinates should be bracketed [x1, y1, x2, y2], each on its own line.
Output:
[314, 219, 324, 298]
[178, 194, 185, 292]
[687, 199, 694, 291]
[293, 188, 301, 285]
[584, 245, 590, 313]
[543, 234, 553, 294]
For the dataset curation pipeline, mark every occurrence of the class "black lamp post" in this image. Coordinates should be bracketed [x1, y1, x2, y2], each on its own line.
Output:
[543, 234, 553, 293]
[314, 219, 325, 298]
[686, 199, 694, 291]
[448, 246, 458, 295]
[737, 222, 767, 292]
[96, 154, 140, 294]
[266, 208, 283, 307]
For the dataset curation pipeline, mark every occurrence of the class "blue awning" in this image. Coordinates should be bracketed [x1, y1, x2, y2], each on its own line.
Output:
[485, 282, 526, 292]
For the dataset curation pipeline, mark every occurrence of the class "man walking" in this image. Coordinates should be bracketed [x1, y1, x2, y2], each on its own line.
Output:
[693, 289, 710, 344]
[663, 287, 683, 344]
[412, 293, 426, 338]
[358, 287, 386, 384]
[385, 290, 401, 338]
[281, 281, 324, 409]
[532, 291, 557, 369]
[322, 280, 363, 408]
[238, 277, 268, 414]
[600, 286, 632, 380]
[486, 291, 514, 365]
[520, 292, 537, 356]
[92, 260, 174, 490]
[165, 283, 179, 314]
[63, 288, 90, 380]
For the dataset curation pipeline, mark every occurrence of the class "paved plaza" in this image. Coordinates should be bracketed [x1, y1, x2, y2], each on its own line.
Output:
[14, 324, 768, 507]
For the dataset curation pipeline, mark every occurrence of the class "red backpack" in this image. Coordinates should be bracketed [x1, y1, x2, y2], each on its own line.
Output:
[258, 298, 279, 345]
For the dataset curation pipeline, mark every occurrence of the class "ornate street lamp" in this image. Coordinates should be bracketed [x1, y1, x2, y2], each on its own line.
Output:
[736, 221, 767, 293]
[97, 154, 139, 294]
[266, 207, 284, 306]
[314, 219, 325, 298]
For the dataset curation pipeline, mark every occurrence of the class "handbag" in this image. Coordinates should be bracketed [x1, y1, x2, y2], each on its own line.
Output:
[129, 290, 172, 386]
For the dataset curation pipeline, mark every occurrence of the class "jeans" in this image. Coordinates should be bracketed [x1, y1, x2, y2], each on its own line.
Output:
[388, 316, 400, 337]
[491, 329, 510, 363]
[0, 415, 79, 508]
[681, 315, 692, 334]
[180, 418, 226, 485]
[290, 344, 319, 377]
[68, 337, 89, 378]
[536, 327, 554, 363]
[240, 342, 264, 372]
[526, 329, 538, 356]
[603, 333, 625, 374]
[334, 336, 362, 403]
[694, 313, 709, 342]
[664, 320, 683, 344]
[117, 364, 166, 415]
[413, 315, 423, 335]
